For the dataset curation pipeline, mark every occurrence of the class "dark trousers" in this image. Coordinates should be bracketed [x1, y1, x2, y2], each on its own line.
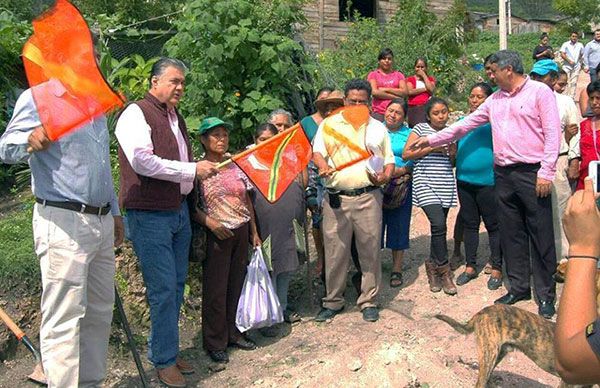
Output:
[202, 222, 249, 351]
[457, 180, 502, 271]
[495, 164, 556, 301]
[422, 204, 450, 266]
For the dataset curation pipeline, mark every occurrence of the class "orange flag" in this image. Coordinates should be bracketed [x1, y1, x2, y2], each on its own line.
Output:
[233, 123, 312, 203]
[322, 104, 372, 172]
[21, 0, 124, 141]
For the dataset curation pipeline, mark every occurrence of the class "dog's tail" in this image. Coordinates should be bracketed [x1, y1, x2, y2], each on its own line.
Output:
[434, 314, 474, 335]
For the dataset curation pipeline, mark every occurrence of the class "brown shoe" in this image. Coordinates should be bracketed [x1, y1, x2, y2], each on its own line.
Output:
[437, 264, 457, 295]
[176, 357, 195, 375]
[158, 365, 186, 387]
[425, 261, 442, 293]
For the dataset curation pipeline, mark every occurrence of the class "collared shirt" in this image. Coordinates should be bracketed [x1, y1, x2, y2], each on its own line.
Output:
[115, 103, 196, 195]
[583, 39, 600, 70]
[428, 77, 561, 181]
[554, 91, 580, 160]
[313, 110, 395, 190]
[560, 40, 584, 71]
[0, 87, 119, 215]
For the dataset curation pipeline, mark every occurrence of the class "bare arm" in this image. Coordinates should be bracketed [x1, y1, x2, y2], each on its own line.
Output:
[580, 90, 589, 115]
[246, 192, 261, 247]
[555, 178, 600, 384]
[402, 132, 435, 160]
[369, 79, 398, 100]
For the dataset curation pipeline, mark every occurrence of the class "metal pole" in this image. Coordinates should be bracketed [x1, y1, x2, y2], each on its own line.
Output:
[114, 286, 150, 388]
[499, 0, 508, 49]
[507, 0, 512, 35]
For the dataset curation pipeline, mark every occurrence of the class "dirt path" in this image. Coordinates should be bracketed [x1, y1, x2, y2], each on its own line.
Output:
[0, 207, 563, 388]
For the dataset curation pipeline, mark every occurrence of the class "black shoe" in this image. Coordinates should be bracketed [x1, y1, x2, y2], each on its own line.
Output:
[487, 276, 503, 290]
[284, 310, 301, 323]
[494, 292, 531, 305]
[362, 307, 379, 322]
[455, 271, 477, 286]
[228, 337, 256, 350]
[207, 350, 229, 363]
[315, 307, 343, 322]
[538, 300, 555, 319]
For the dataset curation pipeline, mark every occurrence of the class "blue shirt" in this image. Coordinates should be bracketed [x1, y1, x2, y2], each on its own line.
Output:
[0, 85, 119, 215]
[455, 121, 495, 186]
[387, 124, 414, 169]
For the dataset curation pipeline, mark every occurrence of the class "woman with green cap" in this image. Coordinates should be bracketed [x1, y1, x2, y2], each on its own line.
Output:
[192, 117, 261, 364]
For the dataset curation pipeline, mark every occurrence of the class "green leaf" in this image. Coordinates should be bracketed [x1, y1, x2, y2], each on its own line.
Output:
[241, 117, 253, 129]
[241, 98, 258, 112]
[206, 44, 224, 60]
[207, 89, 224, 104]
[247, 91, 262, 100]
[260, 45, 276, 61]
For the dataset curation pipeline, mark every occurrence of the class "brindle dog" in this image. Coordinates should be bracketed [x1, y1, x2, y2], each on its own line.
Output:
[436, 304, 558, 388]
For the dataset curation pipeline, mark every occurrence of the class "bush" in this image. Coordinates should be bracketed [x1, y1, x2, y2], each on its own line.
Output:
[165, 0, 316, 149]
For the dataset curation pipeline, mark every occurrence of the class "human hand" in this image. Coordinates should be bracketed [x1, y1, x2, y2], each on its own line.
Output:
[251, 233, 262, 247]
[113, 215, 124, 247]
[410, 136, 430, 150]
[27, 126, 52, 153]
[584, 67, 590, 73]
[368, 171, 390, 186]
[567, 159, 580, 180]
[195, 160, 218, 180]
[206, 217, 234, 240]
[318, 166, 336, 178]
[566, 123, 578, 137]
[535, 177, 552, 197]
[562, 178, 600, 257]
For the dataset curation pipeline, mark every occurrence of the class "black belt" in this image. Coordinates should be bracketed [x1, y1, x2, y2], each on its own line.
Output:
[558, 152, 568, 157]
[333, 185, 379, 197]
[36, 198, 111, 216]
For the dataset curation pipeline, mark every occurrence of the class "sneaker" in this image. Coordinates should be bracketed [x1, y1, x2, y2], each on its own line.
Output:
[315, 307, 343, 322]
[362, 307, 379, 322]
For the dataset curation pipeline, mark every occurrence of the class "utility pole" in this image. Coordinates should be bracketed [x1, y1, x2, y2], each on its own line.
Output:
[499, 0, 507, 49]
[507, 0, 512, 35]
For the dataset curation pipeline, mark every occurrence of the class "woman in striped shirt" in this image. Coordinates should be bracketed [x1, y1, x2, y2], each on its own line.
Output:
[403, 97, 458, 295]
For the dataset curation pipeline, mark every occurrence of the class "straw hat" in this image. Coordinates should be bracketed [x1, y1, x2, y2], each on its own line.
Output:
[315, 90, 345, 112]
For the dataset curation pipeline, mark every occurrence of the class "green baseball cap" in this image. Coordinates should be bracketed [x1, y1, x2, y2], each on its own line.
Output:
[198, 117, 233, 135]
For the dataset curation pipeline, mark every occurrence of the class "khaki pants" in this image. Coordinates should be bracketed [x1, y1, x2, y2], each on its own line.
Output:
[33, 204, 115, 388]
[564, 66, 581, 100]
[321, 190, 382, 311]
[552, 155, 573, 261]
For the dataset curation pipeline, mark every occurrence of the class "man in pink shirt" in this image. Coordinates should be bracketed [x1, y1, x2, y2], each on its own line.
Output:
[411, 50, 561, 319]
[115, 57, 218, 387]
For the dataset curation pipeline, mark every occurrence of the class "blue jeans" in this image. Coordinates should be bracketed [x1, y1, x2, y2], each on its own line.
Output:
[127, 203, 191, 368]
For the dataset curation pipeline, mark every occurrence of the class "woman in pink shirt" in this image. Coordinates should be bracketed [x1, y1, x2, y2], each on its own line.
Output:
[577, 80, 600, 190]
[367, 48, 407, 121]
[406, 57, 436, 128]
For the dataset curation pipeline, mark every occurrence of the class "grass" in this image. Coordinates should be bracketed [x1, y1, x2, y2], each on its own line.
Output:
[0, 201, 40, 294]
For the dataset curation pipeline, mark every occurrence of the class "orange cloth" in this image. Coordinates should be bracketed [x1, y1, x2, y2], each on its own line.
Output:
[22, 0, 123, 140]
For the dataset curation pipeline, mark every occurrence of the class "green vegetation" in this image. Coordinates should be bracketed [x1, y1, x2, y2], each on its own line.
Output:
[0, 201, 39, 293]
[466, 0, 558, 20]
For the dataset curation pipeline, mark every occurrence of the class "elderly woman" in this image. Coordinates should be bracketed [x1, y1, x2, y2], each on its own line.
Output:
[406, 57, 436, 128]
[368, 48, 407, 122]
[252, 123, 308, 332]
[381, 98, 413, 288]
[454, 83, 502, 290]
[193, 117, 261, 364]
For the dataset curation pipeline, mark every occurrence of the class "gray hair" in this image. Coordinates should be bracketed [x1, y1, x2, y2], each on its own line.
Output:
[268, 109, 293, 124]
[487, 50, 524, 75]
[149, 57, 188, 83]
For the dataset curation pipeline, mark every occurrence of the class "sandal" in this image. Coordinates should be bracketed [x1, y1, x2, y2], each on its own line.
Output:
[284, 310, 301, 323]
[390, 272, 403, 288]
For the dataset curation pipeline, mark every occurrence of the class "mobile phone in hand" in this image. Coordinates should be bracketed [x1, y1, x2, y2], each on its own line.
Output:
[590, 161, 600, 194]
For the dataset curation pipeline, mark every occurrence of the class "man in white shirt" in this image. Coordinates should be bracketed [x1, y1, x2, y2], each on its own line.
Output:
[115, 57, 217, 387]
[560, 31, 584, 99]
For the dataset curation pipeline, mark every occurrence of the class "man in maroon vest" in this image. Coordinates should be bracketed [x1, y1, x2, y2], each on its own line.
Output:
[115, 57, 217, 387]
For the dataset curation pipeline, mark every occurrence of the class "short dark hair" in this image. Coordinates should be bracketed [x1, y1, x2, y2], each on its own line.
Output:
[558, 69, 568, 77]
[425, 97, 448, 120]
[570, 31, 579, 36]
[149, 57, 187, 84]
[387, 97, 408, 116]
[316, 87, 334, 99]
[344, 78, 372, 98]
[378, 48, 394, 61]
[470, 82, 494, 97]
[540, 32, 549, 40]
[487, 50, 524, 75]
[587, 80, 600, 96]
[255, 123, 278, 139]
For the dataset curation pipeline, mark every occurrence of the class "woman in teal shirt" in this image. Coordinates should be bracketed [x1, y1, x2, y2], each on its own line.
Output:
[381, 98, 413, 288]
[454, 83, 502, 290]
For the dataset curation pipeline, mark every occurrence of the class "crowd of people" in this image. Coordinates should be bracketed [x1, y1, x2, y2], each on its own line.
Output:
[1, 29, 600, 387]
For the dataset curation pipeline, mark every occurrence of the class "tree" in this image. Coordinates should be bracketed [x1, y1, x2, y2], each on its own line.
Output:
[553, 0, 600, 35]
[165, 0, 316, 148]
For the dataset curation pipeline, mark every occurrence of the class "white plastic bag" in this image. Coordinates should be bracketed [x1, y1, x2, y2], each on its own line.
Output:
[235, 248, 283, 332]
